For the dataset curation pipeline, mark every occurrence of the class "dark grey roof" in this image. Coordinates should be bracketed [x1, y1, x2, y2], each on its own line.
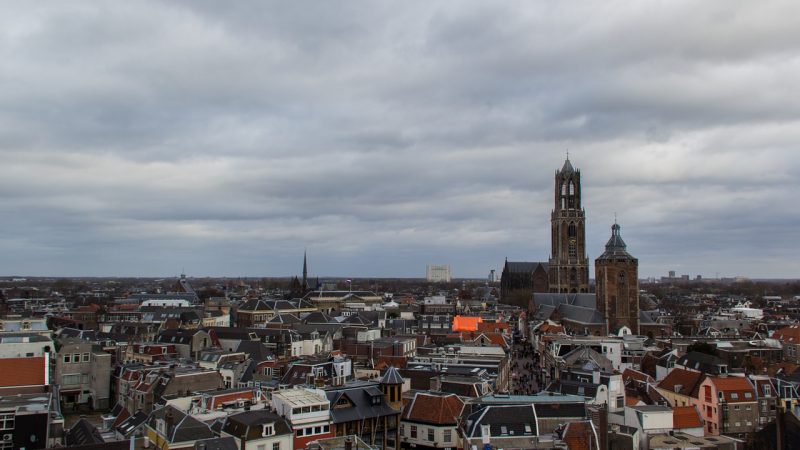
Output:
[533, 402, 586, 418]
[532, 293, 604, 325]
[66, 418, 104, 446]
[561, 346, 614, 372]
[148, 405, 216, 443]
[235, 340, 274, 363]
[380, 367, 404, 385]
[324, 383, 400, 424]
[677, 351, 727, 374]
[116, 411, 148, 437]
[561, 157, 575, 173]
[193, 437, 239, 450]
[544, 380, 600, 398]
[505, 261, 548, 274]
[222, 410, 292, 440]
[464, 405, 538, 438]
[268, 313, 301, 324]
[597, 223, 635, 261]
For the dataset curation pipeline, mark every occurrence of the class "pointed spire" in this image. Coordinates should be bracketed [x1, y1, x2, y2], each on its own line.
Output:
[561, 152, 575, 173]
[302, 250, 308, 289]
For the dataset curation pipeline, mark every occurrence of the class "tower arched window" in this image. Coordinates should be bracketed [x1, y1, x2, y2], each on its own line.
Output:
[568, 223, 577, 258]
[567, 180, 576, 209]
[618, 271, 626, 284]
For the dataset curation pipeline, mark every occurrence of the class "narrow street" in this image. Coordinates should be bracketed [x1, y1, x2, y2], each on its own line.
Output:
[509, 341, 542, 395]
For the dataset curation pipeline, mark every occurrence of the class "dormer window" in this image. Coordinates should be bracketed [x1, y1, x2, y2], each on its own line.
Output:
[262, 423, 275, 437]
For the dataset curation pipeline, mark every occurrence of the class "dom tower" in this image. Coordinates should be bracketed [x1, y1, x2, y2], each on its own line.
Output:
[549, 157, 590, 293]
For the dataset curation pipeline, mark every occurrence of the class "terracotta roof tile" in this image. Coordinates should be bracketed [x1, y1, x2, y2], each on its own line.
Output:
[710, 376, 756, 403]
[0, 357, 47, 387]
[562, 421, 597, 450]
[673, 406, 703, 429]
[774, 326, 800, 343]
[452, 316, 482, 332]
[402, 392, 464, 425]
[656, 368, 704, 398]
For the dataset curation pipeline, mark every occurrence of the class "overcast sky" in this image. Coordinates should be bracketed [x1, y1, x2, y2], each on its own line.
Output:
[1, 1, 798, 279]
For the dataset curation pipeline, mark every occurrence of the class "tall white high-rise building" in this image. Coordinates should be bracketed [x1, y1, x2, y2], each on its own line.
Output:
[426, 264, 451, 282]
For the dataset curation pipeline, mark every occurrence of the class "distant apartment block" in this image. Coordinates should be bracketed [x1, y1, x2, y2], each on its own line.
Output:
[426, 265, 451, 283]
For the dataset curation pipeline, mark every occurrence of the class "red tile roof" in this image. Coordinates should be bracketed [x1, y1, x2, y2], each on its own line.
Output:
[774, 326, 800, 343]
[622, 368, 655, 385]
[0, 357, 47, 387]
[709, 376, 756, 403]
[452, 316, 482, 332]
[562, 421, 598, 450]
[673, 406, 703, 429]
[656, 368, 705, 398]
[402, 392, 464, 425]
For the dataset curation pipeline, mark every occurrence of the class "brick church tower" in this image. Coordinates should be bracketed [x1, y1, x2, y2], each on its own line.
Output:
[595, 222, 640, 334]
[549, 157, 590, 293]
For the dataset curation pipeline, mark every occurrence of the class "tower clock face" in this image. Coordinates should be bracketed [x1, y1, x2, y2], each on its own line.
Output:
[569, 238, 577, 245]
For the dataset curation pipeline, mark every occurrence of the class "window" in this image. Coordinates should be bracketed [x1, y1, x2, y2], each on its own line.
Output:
[63, 374, 81, 385]
[744, 392, 752, 399]
[272, 443, 280, 450]
[82, 353, 90, 363]
[444, 430, 451, 442]
[411, 425, 417, 439]
[764, 386, 772, 396]
[314, 426, 321, 434]
[257, 445, 265, 450]
[323, 425, 329, 433]
[734, 405, 740, 411]
[0, 413, 14, 430]
[746, 405, 752, 410]
[730, 392, 738, 400]
[428, 429, 434, 442]
[262, 424, 274, 437]
[81, 374, 89, 384]
[297, 428, 304, 437]
[63, 355, 71, 364]
[72, 354, 81, 363]
[400, 424, 405, 435]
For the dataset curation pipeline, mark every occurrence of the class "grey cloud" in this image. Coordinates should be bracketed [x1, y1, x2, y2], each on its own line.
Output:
[0, 1, 798, 277]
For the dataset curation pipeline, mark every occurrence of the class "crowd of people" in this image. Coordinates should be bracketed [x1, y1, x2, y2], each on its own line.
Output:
[510, 339, 542, 395]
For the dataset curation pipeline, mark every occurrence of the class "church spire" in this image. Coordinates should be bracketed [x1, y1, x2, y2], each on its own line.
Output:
[302, 250, 308, 289]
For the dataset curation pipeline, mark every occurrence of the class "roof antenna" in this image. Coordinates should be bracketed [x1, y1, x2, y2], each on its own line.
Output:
[566, 149, 570, 160]
[614, 212, 617, 225]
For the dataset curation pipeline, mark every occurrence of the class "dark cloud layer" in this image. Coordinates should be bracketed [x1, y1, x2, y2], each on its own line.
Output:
[1, 1, 799, 278]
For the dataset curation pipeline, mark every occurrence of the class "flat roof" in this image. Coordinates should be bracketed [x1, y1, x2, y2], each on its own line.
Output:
[273, 388, 327, 406]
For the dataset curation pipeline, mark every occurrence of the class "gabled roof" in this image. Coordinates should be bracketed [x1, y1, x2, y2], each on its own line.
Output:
[504, 261, 549, 274]
[562, 421, 598, 450]
[562, 346, 613, 372]
[148, 405, 215, 443]
[463, 404, 538, 439]
[708, 376, 756, 402]
[66, 418, 104, 446]
[222, 410, 292, 440]
[402, 392, 464, 425]
[656, 368, 705, 398]
[673, 406, 703, 429]
[324, 383, 399, 423]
